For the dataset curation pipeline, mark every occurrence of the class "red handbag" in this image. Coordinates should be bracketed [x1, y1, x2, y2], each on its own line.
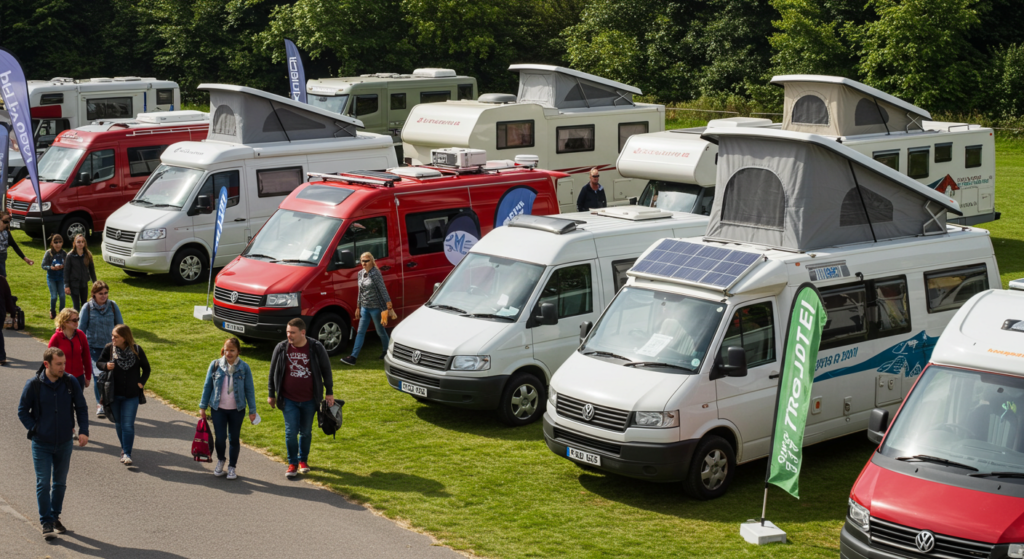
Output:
[191, 418, 213, 462]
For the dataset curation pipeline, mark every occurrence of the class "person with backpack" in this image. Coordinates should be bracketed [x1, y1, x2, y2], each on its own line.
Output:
[41, 234, 67, 320]
[0, 210, 34, 277]
[268, 318, 334, 478]
[64, 234, 96, 311]
[96, 324, 150, 466]
[17, 347, 89, 540]
[199, 338, 256, 480]
[48, 309, 92, 397]
[78, 281, 123, 418]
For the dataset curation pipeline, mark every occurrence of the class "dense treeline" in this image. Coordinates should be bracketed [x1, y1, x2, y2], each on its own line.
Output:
[2, 0, 1023, 118]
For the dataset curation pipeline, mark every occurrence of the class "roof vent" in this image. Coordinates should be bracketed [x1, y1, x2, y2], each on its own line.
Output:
[1010, 279, 1024, 292]
[514, 154, 539, 168]
[478, 93, 517, 104]
[507, 214, 578, 235]
[412, 68, 457, 78]
[594, 206, 674, 221]
[706, 117, 775, 128]
[386, 167, 443, 179]
[50, 77, 75, 83]
[113, 76, 143, 82]
[431, 147, 487, 169]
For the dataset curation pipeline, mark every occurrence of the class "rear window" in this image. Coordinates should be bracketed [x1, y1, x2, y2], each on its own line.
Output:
[965, 145, 983, 168]
[457, 84, 474, 100]
[156, 89, 174, 105]
[497, 120, 534, 149]
[256, 166, 304, 198]
[420, 91, 451, 104]
[40, 93, 63, 106]
[556, 125, 595, 154]
[126, 145, 169, 177]
[925, 264, 989, 313]
[86, 97, 132, 121]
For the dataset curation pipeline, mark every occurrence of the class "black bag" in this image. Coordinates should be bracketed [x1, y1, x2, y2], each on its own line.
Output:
[318, 399, 345, 439]
[14, 307, 24, 330]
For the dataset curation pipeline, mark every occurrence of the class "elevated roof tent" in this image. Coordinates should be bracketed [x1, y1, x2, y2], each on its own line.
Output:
[771, 75, 931, 137]
[510, 64, 641, 109]
[700, 127, 962, 252]
[198, 83, 363, 145]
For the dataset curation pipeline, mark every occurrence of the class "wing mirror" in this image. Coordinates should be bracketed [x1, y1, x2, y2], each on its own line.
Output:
[628, 196, 638, 205]
[867, 408, 890, 445]
[195, 194, 213, 214]
[434, 282, 442, 292]
[77, 171, 92, 186]
[531, 302, 557, 327]
[715, 346, 747, 379]
[579, 321, 593, 345]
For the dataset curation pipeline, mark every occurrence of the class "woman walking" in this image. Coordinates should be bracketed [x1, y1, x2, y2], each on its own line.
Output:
[64, 234, 96, 311]
[199, 338, 257, 480]
[0, 210, 34, 276]
[48, 309, 92, 392]
[341, 252, 392, 366]
[97, 325, 150, 466]
[41, 234, 67, 319]
[79, 281, 123, 418]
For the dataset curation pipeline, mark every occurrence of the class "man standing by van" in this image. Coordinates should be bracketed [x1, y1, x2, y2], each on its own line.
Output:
[576, 168, 607, 212]
[268, 318, 334, 477]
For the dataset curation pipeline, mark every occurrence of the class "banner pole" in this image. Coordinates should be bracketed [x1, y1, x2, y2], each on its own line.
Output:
[761, 486, 769, 526]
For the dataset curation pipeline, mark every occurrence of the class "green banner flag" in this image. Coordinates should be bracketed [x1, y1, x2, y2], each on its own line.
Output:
[767, 283, 827, 499]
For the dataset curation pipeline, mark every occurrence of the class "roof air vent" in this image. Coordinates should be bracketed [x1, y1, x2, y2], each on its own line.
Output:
[1010, 279, 1024, 292]
[412, 68, 457, 78]
[507, 215, 578, 235]
[478, 93, 517, 104]
[594, 206, 674, 221]
[514, 154, 539, 168]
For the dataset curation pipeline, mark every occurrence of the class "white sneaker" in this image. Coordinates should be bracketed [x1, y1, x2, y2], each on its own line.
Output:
[213, 460, 226, 476]
[122, 456, 132, 466]
[226, 467, 237, 480]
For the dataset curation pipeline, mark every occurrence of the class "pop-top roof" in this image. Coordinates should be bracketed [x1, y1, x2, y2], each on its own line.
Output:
[931, 289, 1024, 376]
[509, 64, 641, 109]
[771, 75, 931, 137]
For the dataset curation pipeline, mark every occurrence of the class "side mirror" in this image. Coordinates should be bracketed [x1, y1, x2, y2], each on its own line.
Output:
[867, 408, 890, 445]
[536, 302, 558, 326]
[338, 249, 355, 269]
[196, 194, 212, 214]
[628, 196, 638, 205]
[434, 282, 442, 292]
[716, 346, 747, 378]
[579, 321, 593, 345]
[77, 172, 92, 186]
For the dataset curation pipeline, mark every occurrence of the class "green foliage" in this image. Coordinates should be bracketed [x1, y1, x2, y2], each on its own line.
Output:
[768, 0, 859, 77]
[991, 44, 1024, 119]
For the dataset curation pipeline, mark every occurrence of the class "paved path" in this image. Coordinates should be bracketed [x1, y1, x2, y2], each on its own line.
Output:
[0, 330, 461, 558]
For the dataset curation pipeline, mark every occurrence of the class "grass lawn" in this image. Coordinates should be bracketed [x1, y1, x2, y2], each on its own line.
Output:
[4, 137, 1022, 558]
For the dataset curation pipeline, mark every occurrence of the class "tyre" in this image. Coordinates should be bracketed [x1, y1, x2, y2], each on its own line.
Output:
[123, 270, 147, 278]
[170, 247, 207, 285]
[310, 312, 349, 356]
[496, 372, 546, 426]
[683, 435, 736, 501]
[60, 216, 90, 243]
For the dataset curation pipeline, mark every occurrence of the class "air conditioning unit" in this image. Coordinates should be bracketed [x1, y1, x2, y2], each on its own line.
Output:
[413, 68, 457, 78]
[431, 148, 487, 169]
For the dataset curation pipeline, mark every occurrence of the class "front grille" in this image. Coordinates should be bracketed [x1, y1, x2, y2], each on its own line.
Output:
[388, 366, 442, 388]
[214, 286, 263, 307]
[104, 244, 132, 257]
[553, 428, 622, 456]
[869, 517, 994, 559]
[556, 394, 631, 432]
[392, 343, 449, 371]
[9, 200, 29, 212]
[213, 305, 258, 325]
[105, 227, 136, 243]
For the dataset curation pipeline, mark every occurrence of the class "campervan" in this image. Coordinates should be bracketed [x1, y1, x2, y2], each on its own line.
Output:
[841, 284, 1024, 559]
[384, 207, 712, 426]
[211, 153, 563, 354]
[402, 65, 664, 213]
[772, 75, 998, 225]
[101, 84, 396, 285]
[543, 127, 999, 500]
[5, 111, 209, 242]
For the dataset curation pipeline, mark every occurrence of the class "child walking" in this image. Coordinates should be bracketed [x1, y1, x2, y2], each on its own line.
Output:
[64, 235, 96, 311]
[199, 338, 257, 480]
[41, 234, 67, 320]
[0, 210, 34, 276]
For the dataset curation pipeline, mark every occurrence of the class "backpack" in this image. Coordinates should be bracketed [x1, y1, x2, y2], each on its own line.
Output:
[318, 399, 345, 439]
[191, 418, 214, 462]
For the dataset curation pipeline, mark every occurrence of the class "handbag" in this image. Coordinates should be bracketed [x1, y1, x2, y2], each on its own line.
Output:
[191, 418, 214, 462]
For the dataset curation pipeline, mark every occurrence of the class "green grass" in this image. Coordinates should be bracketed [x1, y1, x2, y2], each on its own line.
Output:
[6, 138, 1024, 557]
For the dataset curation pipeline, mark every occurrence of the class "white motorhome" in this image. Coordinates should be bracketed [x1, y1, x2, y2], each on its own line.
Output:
[543, 127, 999, 500]
[402, 65, 664, 213]
[101, 84, 396, 285]
[383, 207, 711, 426]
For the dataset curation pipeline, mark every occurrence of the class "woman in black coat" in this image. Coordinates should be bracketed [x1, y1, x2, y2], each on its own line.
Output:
[97, 324, 150, 466]
[64, 234, 97, 311]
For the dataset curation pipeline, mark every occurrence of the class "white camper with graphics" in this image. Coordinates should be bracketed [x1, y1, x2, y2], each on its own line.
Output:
[402, 65, 664, 213]
[101, 84, 396, 285]
[543, 127, 998, 500]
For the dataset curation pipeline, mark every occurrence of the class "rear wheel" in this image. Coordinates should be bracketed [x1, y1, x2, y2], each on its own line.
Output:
[310, 312, 349, 356]
[170, 247, 207, 285]
[683, 435, 736, 500]
[496, 372, 546, 426]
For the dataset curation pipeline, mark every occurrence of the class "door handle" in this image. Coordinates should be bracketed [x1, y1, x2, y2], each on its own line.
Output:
[380, 265, 391, 272]
[233, 218, 245, 222]
[406, 261, 417, 268]
[769, 372, 780, 379]
[108, 184, 119, 188]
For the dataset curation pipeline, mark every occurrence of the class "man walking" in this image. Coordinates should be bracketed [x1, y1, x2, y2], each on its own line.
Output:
[576, 167, 608, 212]
[268, 318, 334, 477]
[17, 348, 89, 540]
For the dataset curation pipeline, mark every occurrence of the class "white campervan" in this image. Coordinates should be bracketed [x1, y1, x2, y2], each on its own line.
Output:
[101, 84, 396, 285]
[544, 127, 999, 500]
[384, 207, 711, 426]
[402, 65, 664, 213]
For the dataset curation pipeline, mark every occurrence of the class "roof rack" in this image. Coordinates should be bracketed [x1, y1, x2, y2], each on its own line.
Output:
[307, 171, 401, 188]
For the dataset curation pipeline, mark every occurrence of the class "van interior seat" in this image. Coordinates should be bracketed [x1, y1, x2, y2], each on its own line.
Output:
[965, 402, 1019, 449]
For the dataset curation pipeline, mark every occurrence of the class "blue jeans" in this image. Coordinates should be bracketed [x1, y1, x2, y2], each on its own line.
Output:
[90, 347, 104, 404]
[282, 397, 315, 465]
[46, 276, 66, 315]
[351, 307, 389, 358]
[211, 407, 245, 467]
[110, 395, 140, 457]
[31, 440, 73, 525]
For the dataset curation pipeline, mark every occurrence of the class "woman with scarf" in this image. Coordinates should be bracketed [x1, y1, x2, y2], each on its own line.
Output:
[199, 338, 256, 480]
[96, 324, 150, 466]
[79, 281, 124, 418]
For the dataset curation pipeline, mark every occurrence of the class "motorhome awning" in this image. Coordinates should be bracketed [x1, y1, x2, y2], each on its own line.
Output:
[509, 64, 640, 109]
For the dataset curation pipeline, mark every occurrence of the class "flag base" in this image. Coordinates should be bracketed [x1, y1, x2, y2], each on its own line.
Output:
[740, 520, 786, 545]
[194, 306, 213, 321]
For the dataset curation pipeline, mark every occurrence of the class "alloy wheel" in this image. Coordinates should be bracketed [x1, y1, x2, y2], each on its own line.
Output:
[179, 255, 202, 282]
[318, 322, 343, 352]
[510, 383, 538, 419]
[700, 449, 728, 491]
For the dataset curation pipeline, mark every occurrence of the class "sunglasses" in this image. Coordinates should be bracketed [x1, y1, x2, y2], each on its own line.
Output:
[591, 175, 600, 179]
[1, 220, 9, 224]
[360, 260, 371, 263]
[69, 318, 79, 323]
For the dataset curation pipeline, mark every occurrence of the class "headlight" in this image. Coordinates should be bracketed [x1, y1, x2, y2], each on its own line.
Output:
[141, 228, 166, 240]
[28, 202, 51, 212]
[388, 337, 395, 354]
[1010, 544, 1024, 558]
[549, 384, 557, 404]
[632, 410, 679, 428]
[266, 293, 299, 307]
[848, 498, 870, 532]
[451, 355, 490, 371]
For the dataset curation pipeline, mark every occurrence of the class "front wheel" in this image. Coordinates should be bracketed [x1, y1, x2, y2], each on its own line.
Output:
[683, 435, 736, 500]
[310, 312, 349, 356]
[496, 372, 546, 426]
[60, 216, 90, 243]
[170, 247, 207, 285]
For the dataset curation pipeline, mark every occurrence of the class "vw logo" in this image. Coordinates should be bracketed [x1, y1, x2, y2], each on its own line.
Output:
[582, 403, 595, 422]
[230, 291, 239, 304]
[915, 530, 935, 553]
[114, 230, 121, 241]
[411, 350, 422, 364]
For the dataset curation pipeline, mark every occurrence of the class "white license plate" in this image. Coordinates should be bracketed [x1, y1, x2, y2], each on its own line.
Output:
[106, 255, 125, 266]
[400, 381, 427, 398]
[9, 220, 20, 229]
[223, 322, 245, 333]
[567, 447, 601, 466]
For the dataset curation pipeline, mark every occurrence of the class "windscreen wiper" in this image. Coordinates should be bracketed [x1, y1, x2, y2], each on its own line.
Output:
[131, 199, 153, 206]
[623, 361, 692, 372]
[968, 471, 1024, 478]
[429, 304, 467, 315]
[244, 253, 276, 261]
[274, 259, 314, 265]
[582, 350, 631, 361]
[150, 203, 181, 208]
[466, 313, 515, 321]
[896, 455, 979, 471]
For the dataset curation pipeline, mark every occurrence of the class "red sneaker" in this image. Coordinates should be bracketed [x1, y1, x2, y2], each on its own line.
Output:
[286, 464, 298, 478]
[298, 461, 310, 474]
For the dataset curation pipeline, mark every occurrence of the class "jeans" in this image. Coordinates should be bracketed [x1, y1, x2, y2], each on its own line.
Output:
[282, 397, 315, 465]
[211, 407, 245, 467]
[69, 284, 89, 312]
[351, 307, 389, 358]
[31, 440, 73, 525]
[46, 276, 66, 315]
[0, 251, 7, 277]
[90, 347, 104, 405]
[110, 395, 140, 457]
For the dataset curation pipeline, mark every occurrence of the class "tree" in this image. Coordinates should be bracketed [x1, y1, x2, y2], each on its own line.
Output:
[768, 0, 863, 78]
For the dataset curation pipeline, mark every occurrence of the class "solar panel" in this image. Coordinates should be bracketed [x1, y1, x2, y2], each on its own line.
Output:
[631, 240, 762, 289]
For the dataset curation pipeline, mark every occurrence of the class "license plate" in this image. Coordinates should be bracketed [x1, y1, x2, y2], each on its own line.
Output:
[9, 220, 20, 229]
[400, 381, 427, 398]
[567, 447, 601, 466]
[223, 322, 245, 333]
[106, 255, 125, 266]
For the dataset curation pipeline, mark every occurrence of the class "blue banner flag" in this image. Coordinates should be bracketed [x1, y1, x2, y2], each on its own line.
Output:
[494, 185, 538, 228]
[284, 39, 307, 104]
[0, 123, 9, 195]
[211, 186, 229, 264]
[0, 49, 40, 209]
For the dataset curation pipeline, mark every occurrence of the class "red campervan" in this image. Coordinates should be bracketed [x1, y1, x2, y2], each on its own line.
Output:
[212, 155, 566, 355]
[5, 111, 208, 243]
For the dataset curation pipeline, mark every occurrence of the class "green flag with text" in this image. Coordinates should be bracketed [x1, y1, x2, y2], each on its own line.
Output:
[767, 283, 827, 499]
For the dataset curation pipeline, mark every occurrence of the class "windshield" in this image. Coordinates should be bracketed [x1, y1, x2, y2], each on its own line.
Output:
[428, 253, 545, 320]
[309, 94, 350, 115]
[243, 210, 342, 265]
[880, 365, 1024, 477]
[134, 165, 205, 208]
[36, 146, 84, 183]
[637, 181, 711, 215]
[580, 286, 726, 372]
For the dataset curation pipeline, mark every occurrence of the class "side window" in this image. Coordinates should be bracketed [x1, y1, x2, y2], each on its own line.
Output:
[78, 149, 116, 183]
[497, 120, 534, 149]
[556, 125, 595, 154]
[156, 89, 174, 105]
[538, 264, 593, 318]
[195, 170, 240, 210]
[873, 150, 899, 171]
[256, 166, 304, 198]
[908, 147, 929, 179]
[792, 95, 829, 125]
[618, 122, 648, 152]
[40, 93, 63, 106]
[353, 95, 378, 117]
[390, 93, 406, 110]
[405, 207, 471, 255]
[935, 142, 953, 163]
[611, 259, 636, 292]
[457, 84, 474, 100]
[86, 97, 132, 120]
[337, 216, 388, 261]
[420, 91, 451, 104]
[871, 278, 912, 338]
[965, 145, 983, 168]
[820, 276, 912, 350]
[925, 264, 989, 313]
[126, 145, 169, 177]
[698, 188, 715, 216]
[720, 302, 776, 367]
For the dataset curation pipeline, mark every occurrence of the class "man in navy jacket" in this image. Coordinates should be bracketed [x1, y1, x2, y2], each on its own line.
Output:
[18, 348, 89, 539]
[576, 168, 608, 212]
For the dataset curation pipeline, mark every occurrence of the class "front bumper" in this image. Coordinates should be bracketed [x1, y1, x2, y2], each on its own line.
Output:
[543, 414, 698, 482]
[100, 240, 175, 273]
[9, 212, 62, 237]
[212, 303, 306, 340]
[383, 355, 506, 410]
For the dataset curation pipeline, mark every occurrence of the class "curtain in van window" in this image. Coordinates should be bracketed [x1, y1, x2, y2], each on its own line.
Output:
[86, 98, 132, 120]
[256, 167, 304, 198]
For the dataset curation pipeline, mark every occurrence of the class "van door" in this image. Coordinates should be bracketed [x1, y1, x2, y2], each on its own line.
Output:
[190, 169, 245, 267]
[75, 147, 120, 228]
[531, 262, 599, 371]
[333, 213, 404, 319]
[715, 299, 781, 461]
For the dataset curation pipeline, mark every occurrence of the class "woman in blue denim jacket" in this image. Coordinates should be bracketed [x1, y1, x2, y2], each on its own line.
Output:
[199, 338, 256, 480]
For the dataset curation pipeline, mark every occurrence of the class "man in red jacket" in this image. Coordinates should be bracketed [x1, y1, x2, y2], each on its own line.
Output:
[48, 309, 92, 394]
